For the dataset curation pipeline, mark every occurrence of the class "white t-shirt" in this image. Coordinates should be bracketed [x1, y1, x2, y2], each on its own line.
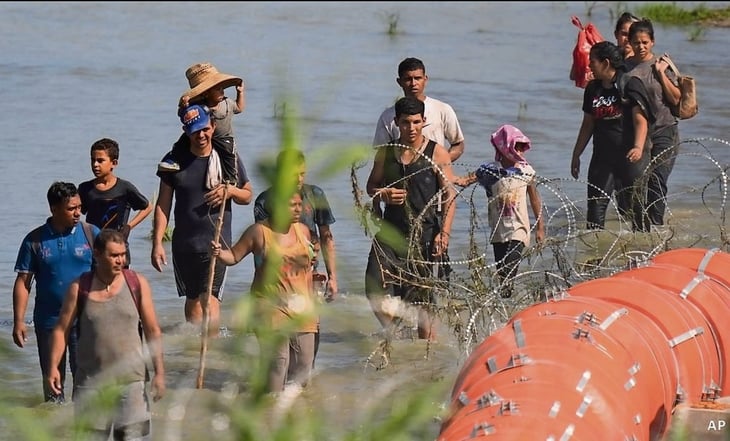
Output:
[372, 96, 464, 148]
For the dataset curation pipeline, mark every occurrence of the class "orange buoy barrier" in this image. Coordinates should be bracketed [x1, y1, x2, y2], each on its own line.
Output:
[652, 247, 730, 288]
[569, 277, 721, 405]
[613, 263, 730, 395]
[440, 248, 730, 441]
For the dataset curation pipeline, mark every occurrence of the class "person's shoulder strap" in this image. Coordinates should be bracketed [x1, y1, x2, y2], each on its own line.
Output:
[292, 223, 310, 249]
[30, 225, 45, 257]
[122, 268, 142, 313]
[121, 268, 147, 376]
[122, 269, 145, 343]
[80, 221, 95, 248]
[76, 271, 94, 320]
[424, 139, 437, 158]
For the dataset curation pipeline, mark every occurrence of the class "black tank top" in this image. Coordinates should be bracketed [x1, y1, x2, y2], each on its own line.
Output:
[382, 140, 440, 235]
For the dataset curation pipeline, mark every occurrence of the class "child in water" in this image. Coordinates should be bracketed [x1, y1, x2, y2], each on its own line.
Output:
[459, 124, 545, 297]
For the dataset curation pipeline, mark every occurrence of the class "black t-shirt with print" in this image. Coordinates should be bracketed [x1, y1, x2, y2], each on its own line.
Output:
[582, 79, 624, 159]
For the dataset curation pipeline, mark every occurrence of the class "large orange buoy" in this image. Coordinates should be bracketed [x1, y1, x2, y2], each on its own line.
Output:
[511, 296, 675, 436]
[652, 247, 730, 287]
[442, 298, 669, 440]
[568, 277, 721, 406]
[613, 263, 730, 396]
[440, 248, 730, 441]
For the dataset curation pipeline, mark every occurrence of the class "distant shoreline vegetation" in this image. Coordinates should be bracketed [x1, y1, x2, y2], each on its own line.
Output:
[634, 3, 730, 27]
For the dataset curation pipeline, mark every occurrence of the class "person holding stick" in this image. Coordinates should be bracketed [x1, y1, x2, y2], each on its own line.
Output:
[211, 183, 317, 394]
[151, 104, 253, 337]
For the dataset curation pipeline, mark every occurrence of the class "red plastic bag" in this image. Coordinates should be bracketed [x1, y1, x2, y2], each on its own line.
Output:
[569, 15, 605, 88]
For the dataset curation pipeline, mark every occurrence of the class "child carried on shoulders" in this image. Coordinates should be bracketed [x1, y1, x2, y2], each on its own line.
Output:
[158, 62, 246, 187]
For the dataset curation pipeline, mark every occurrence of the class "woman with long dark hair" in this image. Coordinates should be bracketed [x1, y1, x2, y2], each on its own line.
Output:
[570, 41, 630, 229]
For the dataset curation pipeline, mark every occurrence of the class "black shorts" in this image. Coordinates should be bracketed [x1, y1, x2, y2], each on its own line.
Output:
[365, 236, 441, 305]
[172, 251, 227, 301]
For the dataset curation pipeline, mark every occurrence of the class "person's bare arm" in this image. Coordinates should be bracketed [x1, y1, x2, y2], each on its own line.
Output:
[571, 113, 595, 178]
[654, 56, 681, 107]
[318, 224, 337, 300]
[366, 147, 386, 198]
[205, 181, 252, 208]
[448, 140, 465, 162]
[151, 180, 173, 271]
[366, 147, 407, 205]
[433, 144, 456, 257]
[137, 273, 165, 401]
[228, 181, 253, 205]
[48, 280, 79, 396]
[12, 273, 33, 348]
[233, 83, 246, 114]
[527, 182, 545, 244]
[127, 203, 153, 231]
[627, 106, 649, 163]
[212, 223, 260, 266]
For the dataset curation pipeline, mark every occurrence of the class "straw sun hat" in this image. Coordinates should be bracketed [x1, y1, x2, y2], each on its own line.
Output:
[182, 63, 242, 101]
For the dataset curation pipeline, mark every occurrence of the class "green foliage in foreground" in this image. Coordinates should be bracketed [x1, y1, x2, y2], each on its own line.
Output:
[635, 3, 730, 26]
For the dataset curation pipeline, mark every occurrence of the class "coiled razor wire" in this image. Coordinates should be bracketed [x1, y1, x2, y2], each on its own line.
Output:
[351, 137, 730, 360]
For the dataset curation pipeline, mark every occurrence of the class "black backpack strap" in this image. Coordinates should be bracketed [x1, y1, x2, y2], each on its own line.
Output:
[30, 225, 44, 258]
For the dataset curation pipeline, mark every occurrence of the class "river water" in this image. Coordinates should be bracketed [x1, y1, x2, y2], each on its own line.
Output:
[1, 2, 730, 440]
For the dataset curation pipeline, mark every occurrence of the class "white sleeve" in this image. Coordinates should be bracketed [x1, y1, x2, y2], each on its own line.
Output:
[372, 108, 397, 146]
[442, 103, 465, 145]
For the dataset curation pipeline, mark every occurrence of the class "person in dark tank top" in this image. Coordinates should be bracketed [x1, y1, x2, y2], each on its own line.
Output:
[364, 96, 457, 342]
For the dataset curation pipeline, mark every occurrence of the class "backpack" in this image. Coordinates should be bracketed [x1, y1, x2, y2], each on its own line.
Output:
[76, 268, 143, 338]
[569, 15, 605, 89]
[76, 268, 150, 379]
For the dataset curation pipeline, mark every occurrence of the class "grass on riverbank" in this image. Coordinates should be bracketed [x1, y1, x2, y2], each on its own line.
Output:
[635, 3, 730, 27]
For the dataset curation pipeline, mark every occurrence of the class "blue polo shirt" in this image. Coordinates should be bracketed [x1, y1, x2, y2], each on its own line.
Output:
[14, 219, 99, 329]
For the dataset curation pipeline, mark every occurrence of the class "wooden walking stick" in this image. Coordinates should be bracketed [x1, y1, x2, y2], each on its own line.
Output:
[197, 184, 228, 389]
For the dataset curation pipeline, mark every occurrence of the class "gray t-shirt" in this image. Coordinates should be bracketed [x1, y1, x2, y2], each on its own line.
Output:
[627, 58, 678, 131]
[210, 97, 239, 139]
